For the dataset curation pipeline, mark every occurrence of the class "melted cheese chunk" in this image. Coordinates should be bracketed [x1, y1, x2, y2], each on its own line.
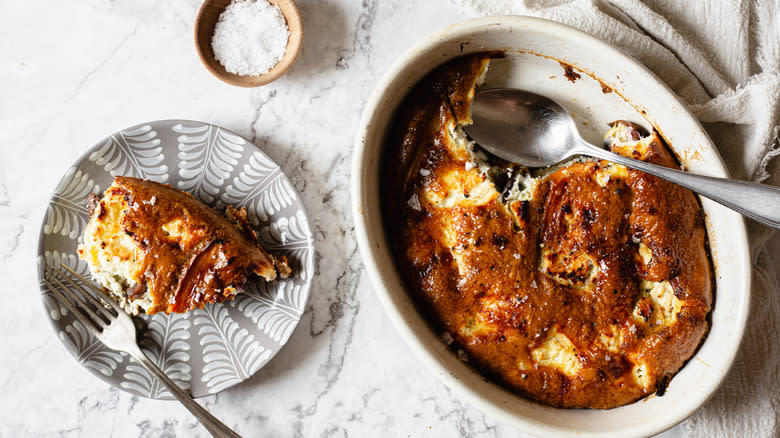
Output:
[503, 171, 540, 204]
[646, 280, 682, 324]
[161, 216, 196, 247]
[77, 190, 144, 309]
[162, 218, 185, 238]
[445, 122, 474, 161]
[531, 329, 582, 377]
[593, 162, 628, 187]
[424, 168, 497, 209]
[459, 316, 497, 338]
[632, 362, 652, 390]
[632, 280, 682, 329]
[539, 246, 597, 289]
[638, 242, 653, 265]
[458, 296, 503, 338]
[597, 325, 624, 353]
[605, 123, 655, 160]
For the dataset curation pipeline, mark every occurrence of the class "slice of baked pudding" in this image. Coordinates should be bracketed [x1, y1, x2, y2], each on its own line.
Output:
[77, 176, 290, 315]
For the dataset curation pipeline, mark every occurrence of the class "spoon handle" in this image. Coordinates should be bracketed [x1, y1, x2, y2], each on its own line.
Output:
[581, 143, 780, 229]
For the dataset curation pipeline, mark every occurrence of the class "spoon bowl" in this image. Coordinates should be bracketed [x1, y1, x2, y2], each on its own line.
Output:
[465, 88, 780, 228]
[194, 0, 304, 87]
[353, 16, 751, 438]
[467, 89, 580, 167]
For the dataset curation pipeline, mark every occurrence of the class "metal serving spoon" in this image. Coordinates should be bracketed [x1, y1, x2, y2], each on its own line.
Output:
[464, 88, 780, 229]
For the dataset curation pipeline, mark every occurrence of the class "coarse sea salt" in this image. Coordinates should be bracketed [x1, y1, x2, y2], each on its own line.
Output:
[212, 0, 290, 76]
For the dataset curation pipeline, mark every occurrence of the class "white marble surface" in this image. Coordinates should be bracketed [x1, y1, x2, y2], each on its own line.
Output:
[0, 1, 688, 437]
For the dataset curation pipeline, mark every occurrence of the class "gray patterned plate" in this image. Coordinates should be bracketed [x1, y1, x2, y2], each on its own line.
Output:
[36, 120, 314, 399]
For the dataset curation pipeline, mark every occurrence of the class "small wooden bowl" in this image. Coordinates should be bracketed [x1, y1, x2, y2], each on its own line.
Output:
[194, 0, 303, 87]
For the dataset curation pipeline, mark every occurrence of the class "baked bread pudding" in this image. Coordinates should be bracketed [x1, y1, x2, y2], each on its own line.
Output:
[382, 54, 712, 409]
[78, 176, 290, 315]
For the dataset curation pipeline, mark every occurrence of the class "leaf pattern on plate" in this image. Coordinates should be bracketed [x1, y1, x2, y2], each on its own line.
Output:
[258, 210, 314, 280]
[41, 291, 66, 321]
[194, 305, 271, 393]
[236, 280, 304, 343]
[174, 123, 243, 204]
[89, 125, 168, 182]
[38, 251, 90, 320]
[121, 313, 192, 398]
[60, 320, 125, 377]
[39, 250, 89, 276]
[43, 167, 97, 239]
[221, 151, 295, 224]
[258, 210, 312, 249]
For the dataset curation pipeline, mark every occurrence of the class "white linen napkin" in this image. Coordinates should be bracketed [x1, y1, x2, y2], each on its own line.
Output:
[449, 1, 779, 437]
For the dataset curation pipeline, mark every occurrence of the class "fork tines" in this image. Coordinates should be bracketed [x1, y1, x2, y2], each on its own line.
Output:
[43, 264, 121, 333]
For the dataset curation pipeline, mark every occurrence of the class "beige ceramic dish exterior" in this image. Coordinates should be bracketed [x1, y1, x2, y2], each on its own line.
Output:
[352, 16, 751, 438]
[194, 0, 303, 87]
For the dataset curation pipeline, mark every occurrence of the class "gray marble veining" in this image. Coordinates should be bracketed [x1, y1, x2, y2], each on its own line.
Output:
[0, 1, 683, 437]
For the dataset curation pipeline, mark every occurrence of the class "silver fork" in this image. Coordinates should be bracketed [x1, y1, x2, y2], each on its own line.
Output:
[44, 263, 242, 438]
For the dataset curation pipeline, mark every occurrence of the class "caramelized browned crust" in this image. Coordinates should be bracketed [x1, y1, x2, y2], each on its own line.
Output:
[101, 177, 286, 314]
[382, 54, 712, 409]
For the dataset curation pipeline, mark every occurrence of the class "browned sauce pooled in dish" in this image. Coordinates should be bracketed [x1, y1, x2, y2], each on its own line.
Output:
[381, 53, 712, 409]
[78, 177, 291, 315]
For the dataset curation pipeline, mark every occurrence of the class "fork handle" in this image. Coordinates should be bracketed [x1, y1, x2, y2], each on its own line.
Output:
[126, 345, 242, 438]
